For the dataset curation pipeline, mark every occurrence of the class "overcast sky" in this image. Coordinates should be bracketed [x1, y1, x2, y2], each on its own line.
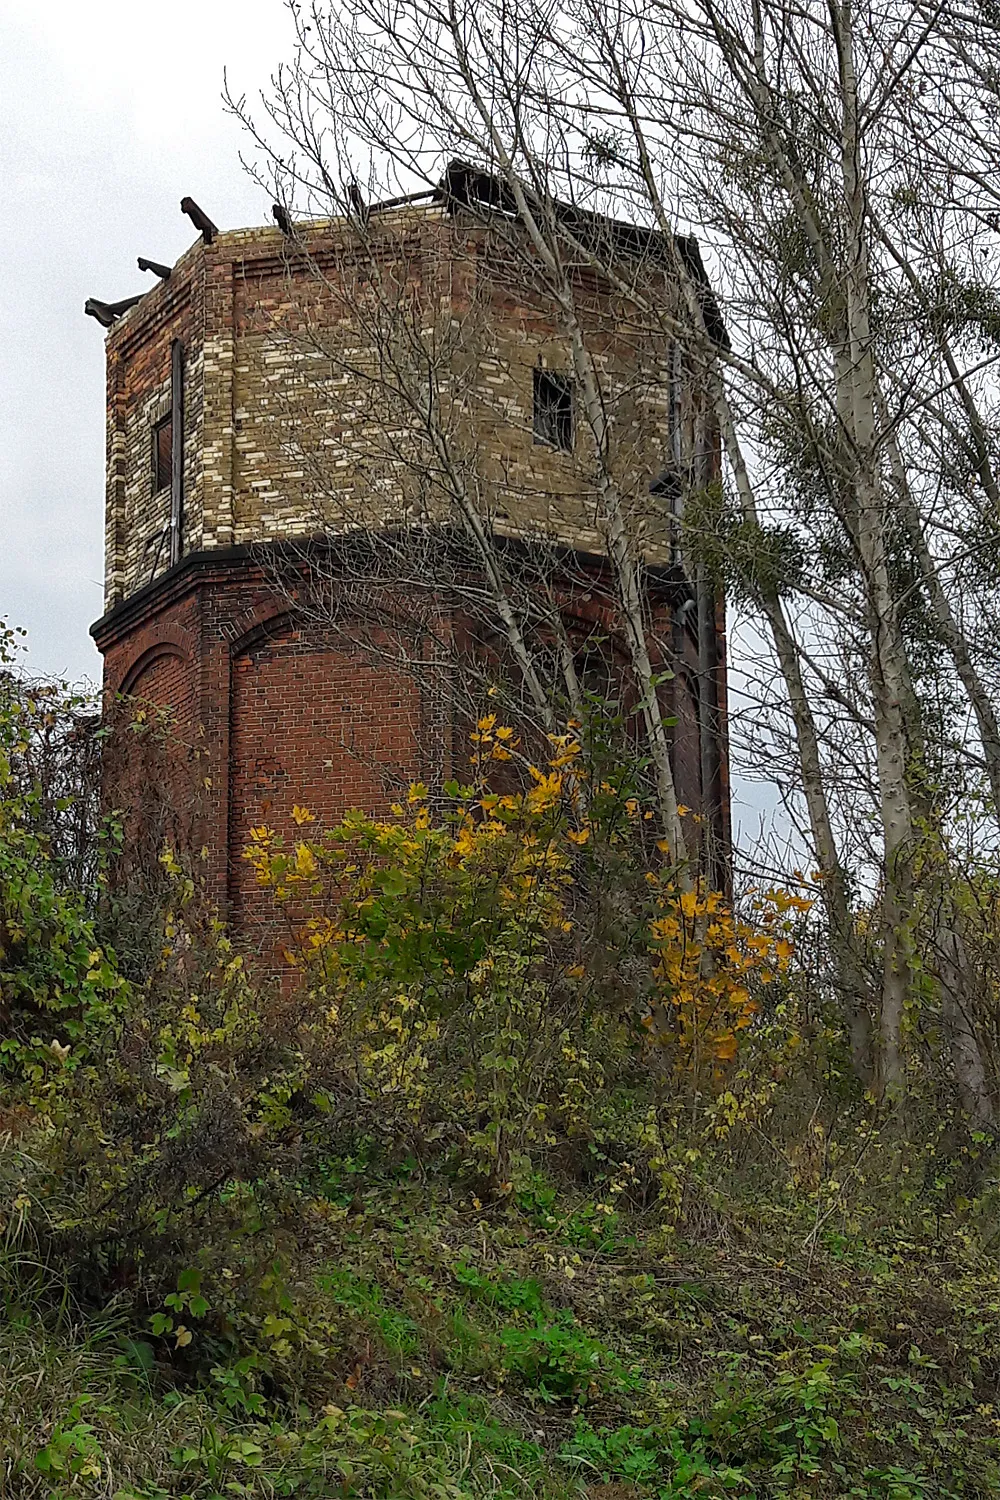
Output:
[0, 0, 293, 686]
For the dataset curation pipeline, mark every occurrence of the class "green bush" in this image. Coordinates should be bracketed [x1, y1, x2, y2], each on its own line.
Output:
[0, 622, 128, 1090]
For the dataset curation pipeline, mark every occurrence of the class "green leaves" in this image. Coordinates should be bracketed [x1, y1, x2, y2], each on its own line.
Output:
[165, 1272, 210, 1321]
[499, 1309, 619, 1402]
[0, 660, 128, 1091]
[682, 482, 805, 608]
[33, 1399, 106, 1485]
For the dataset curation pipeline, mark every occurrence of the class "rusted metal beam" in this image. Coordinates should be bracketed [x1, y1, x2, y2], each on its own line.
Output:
[181, 196, 218, 244]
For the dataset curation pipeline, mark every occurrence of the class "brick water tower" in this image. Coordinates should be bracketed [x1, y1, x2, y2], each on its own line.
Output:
[90, 168, 730, 959]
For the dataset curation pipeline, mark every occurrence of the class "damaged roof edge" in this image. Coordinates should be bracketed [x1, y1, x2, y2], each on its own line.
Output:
[434, 158, 729, 350]
[101, 159, 727, 349]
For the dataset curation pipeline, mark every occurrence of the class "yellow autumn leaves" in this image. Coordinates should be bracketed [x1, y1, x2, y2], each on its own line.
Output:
[244, 722, 809, 1071]
[648, 882, 798, 1062]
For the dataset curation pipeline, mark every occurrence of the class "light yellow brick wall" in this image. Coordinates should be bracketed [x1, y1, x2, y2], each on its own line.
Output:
[105, 207, 704, 608]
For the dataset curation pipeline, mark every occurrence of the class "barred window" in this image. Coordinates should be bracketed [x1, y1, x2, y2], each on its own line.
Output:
[533, 369, 573, 451]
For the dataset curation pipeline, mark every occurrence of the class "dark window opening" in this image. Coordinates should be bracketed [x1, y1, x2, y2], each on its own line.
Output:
[533, 368, 573, 451]
[153, 413, 172, 493]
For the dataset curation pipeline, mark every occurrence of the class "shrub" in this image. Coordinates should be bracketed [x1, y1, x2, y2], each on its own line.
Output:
[244, 724, 801, 1188]
[0, 622, 127, 1091]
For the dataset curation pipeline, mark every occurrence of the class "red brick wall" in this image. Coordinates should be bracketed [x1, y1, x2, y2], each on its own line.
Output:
[96, 556, 438, 963]
[95, 548, 728, 967]
[102, 621, 201, 878]
[227, 624, 425, 962]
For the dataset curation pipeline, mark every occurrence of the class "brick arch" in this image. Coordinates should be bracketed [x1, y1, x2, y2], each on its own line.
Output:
[226, 600, 294, 659]
[226, 613, 426, 962]
[118, 631, 191, 698]
[117, 642, 196, 762]
[107, 639, 198, 877]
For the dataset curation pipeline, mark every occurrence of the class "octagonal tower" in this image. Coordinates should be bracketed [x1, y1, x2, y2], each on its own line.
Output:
[91, 171, 730, 958]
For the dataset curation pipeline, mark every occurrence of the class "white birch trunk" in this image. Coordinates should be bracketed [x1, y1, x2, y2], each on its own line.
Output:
[833, 0, 915, 1093]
